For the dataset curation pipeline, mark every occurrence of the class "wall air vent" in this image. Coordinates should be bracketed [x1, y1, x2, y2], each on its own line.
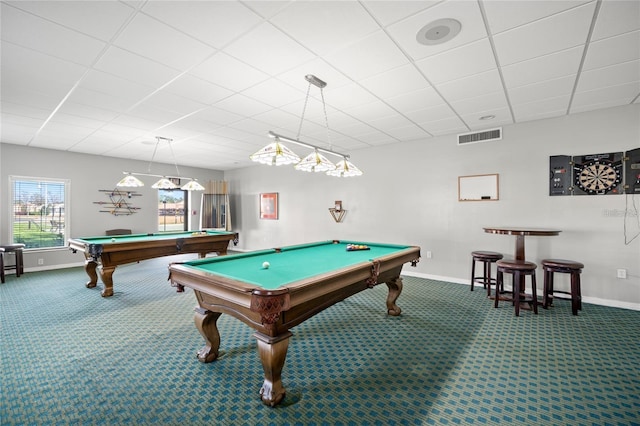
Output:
[457, 128, 502, 145]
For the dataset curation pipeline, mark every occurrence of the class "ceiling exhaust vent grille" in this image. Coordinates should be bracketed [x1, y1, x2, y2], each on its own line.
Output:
[457, 128, 502, 145]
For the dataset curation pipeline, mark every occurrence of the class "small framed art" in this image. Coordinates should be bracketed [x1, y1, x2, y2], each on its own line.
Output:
[260, 193, 278, 220]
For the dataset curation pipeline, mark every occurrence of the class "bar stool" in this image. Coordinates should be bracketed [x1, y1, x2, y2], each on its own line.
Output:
[495, 259, 538, 316]
[0, 248, 5, 283]
[542, 259, 584, 316]
[470, 251, 503, 296]
[1, 243, 26, 278]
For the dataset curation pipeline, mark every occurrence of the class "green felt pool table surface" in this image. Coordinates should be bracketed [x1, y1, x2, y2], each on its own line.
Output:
[179, 240, 412, 290]
[72, 230, 235, 245]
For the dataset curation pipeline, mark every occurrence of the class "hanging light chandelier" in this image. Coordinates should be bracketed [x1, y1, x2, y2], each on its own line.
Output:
[116, 136, 205, 191]
[250, 74, 363, 177]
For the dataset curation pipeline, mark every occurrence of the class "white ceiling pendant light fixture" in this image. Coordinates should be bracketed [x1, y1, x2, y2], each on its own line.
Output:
[327, 157, 363, 177]
[249, 136, 301, 166]
[117, 136, 205, 191]
[256, 75, 362, 177]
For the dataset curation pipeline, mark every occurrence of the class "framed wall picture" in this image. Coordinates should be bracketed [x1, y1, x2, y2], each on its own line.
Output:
[260, 193, 278, 220]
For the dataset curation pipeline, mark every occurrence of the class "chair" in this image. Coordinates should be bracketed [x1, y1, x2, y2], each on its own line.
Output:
[0, 248, 5, 284]
[542, 259, 584, 316]
[495, 259, 538, 316]
[470, 251, 503, 296]
[105, 229, 132, 236]
[0, 243, 26, 278]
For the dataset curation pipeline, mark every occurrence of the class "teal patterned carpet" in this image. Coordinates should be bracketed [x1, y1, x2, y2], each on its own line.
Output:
[1, 256, 639, 425]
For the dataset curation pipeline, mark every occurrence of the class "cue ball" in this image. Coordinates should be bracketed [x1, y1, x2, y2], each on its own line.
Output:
[111, 238, 116, 242]
[262, 261, 270, 269]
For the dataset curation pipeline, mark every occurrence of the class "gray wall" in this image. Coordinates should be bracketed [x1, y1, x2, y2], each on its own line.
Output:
[1, 105, 638, 309]
[0, 144, 224, 269]
[225, 104, 640, 310]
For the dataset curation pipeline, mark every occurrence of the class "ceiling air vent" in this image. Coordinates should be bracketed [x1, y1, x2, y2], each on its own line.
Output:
[457, 128, 502, 145]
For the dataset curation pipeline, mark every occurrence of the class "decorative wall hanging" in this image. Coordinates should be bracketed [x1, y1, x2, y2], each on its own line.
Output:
[549, 148, 639, 196]
[94, 189, 141, 216]
[260, 193, 278, 220]
[329, 200, 346, 223]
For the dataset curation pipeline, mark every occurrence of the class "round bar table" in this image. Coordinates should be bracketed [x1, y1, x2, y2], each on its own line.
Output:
[483, 227, 561, 261]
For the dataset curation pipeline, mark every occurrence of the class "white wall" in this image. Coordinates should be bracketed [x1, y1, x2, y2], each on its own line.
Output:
[0, 144, 224, 269]
[225, 105, 640, 310]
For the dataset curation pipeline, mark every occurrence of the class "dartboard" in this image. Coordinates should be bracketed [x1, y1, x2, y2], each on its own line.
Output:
[573, 157, 622, 195]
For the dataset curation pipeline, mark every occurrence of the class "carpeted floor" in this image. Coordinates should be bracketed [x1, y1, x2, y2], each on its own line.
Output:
[1, 256, 639, 425]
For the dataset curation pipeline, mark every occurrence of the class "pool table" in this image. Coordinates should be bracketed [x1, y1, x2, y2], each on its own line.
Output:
[69, 230, 238, 297]
[168, 240, 421, 407]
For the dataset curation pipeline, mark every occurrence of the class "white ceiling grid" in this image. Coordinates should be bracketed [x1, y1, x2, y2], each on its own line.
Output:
[1, 0, 638, 170]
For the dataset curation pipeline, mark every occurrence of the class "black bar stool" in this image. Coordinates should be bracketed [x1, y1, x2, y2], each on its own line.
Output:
[0, 248, 5, 283]
[1, 243, 26, 278]
[470, 251, 503, 296]
[495, 259, 538, 316]
[542, 259, 584, 316]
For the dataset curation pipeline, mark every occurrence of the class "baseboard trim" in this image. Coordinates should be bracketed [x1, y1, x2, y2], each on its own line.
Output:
[402, 270, 640, 312]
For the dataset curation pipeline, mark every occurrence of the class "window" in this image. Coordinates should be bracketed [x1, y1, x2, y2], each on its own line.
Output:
[9, 176, 69, 249]
[158, 189, 188, 232]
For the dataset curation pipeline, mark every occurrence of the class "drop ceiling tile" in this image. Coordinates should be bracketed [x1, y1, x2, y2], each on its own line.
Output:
[404, 103, 457, 125]
[577, 60, 640, 93]
[190, 52, 269, 92]
[55, 103, 119, 123]
[324, 83, 379, 110]
[252, 109, 300, 131]
[114, 13, 215, 71]
[502, 46, 583, 88]
[94, 46, 182, 87]
[78, 69, 156, 101]
[166, 116, 222, 134]
[142, 1, 263, 48]
[508, 75, 576, 105]
[360, 64, 429, 100]
[191, 106, 244, 127]
[1, 4, 107, 66]
[367, 114, 417, 132]
[582, 30, 640, 71]
[2, 44, 88, 98]
[493, 2, 596, 66]
[385, 86, 445, 113]
[571, 98, 637, 114]
[450, 90, 509, 116]
[512, 94, 571, 121]
[420, 116, 468, 135]
[381, 123, 430, 141]
[436, 69, 503, 102]
[5, 0, 134, 41]
[0, 102, 50, 120]
[483, 0, 592, 35]
[591, 0, 640, 41]
[227, 118, 273, 137]
[386, 0, 487, 61]
[325, 30, 409, 81]
[351, 130, 398, 146]
[362, 0, 440, 26]
[270, 1, 379, 56]
[163, 74, 234, 105]
[343, 101, 398, 122]
[416, 38, 496, 84]
[142, 91, 208, 116]
[214, 93, 273, 118]
[242, 1, 294, 19]
[572, 81, 640, 107]
[66, 87, 137, 113]
[240, 78, 305, 108]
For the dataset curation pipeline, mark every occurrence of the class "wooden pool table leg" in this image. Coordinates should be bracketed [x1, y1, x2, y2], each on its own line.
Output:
[98, 265, 116, 297]
[386, 276, 403, 316]
[83, 259, 99, 289]
[254, 331, 292, 407]
[194, 307, 222, 363]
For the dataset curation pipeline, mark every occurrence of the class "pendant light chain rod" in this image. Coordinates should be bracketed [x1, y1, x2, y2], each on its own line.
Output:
[320, 87, 332, 150]
[296, 80, 312, 142]
[167, 138, 181, 178]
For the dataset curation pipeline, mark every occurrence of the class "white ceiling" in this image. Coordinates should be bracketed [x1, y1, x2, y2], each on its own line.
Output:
[1, 0, 639, 170]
